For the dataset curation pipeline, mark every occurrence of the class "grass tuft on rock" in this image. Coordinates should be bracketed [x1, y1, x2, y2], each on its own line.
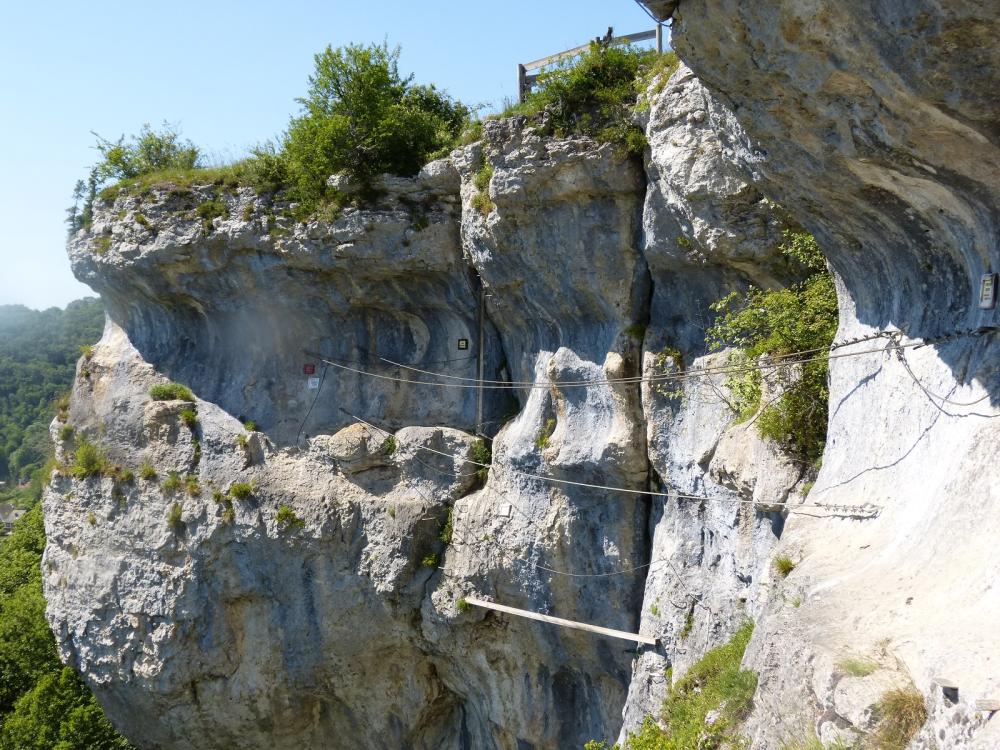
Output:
[228, 481, 254, 500]
[871, 688, 926, 750]
[773, 555, 796, 578]
[70, 439, 108, 479]
[623, 622, 757, 750]
[149, 382, 194, 402]
[836, 657, 878, 678]
[276, 504, 305, 532]
[502, 42, 677, 156]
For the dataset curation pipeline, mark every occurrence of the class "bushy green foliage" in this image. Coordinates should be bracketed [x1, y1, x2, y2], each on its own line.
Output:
[184, 475, 200, 497]
[439, 507, 454, 544]
[470, 160, 495, 215]
[228, 482, 254, 500]
[166, 503, 183, 532]
[623, 623, 756, 750]
[138, 463, 157, 481]
[0, 667, 131, 750]
[455, 597, 470, 613]
[506, 43, 674, 155]
[161, 472, 182, 493]
[0, 300, 103, 491]
[67, 123, 199, 233]
[70, 439, 107, 480]
[679, 611, 694, 640]
[535, 417, 556, 449]
[637, 51, 682, 98]
[421, 552, 439, 568]
[73, 43, 471, 224]
[0, 508, 130, 747]
[471, 439, 491, 483]
[275, 505, 305, 531]
[93, 123, 199, 184]
[195, 199, 227, 232]
[284, 42, 470, 202]
[148, 383, 194, 402]
[179, 410, 198, 429]
[473, 161, 493, 192]
[381, 435, 397, 456]
[707, 231, 837, 462]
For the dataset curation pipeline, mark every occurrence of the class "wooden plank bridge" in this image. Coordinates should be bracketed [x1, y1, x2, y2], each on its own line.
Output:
[465, 597, 658, 646]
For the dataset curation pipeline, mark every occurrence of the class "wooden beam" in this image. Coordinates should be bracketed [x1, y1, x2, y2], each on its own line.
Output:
[524, 44, 591, 72]
[465, 597, 658, 645]
[523, 29, 657, 71]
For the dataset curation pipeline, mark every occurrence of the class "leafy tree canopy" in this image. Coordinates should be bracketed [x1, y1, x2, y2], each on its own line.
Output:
[284, 42, 471, 201]
[0, 508, 131, 748]
[0, 299, 104, 495]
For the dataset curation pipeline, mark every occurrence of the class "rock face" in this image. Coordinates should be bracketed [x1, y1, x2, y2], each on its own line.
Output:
[44, 7, 1000, 746]
[668, 2, 1000, 748]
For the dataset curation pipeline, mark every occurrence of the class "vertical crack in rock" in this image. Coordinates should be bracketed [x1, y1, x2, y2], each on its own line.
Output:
[617, 62, 810, 743]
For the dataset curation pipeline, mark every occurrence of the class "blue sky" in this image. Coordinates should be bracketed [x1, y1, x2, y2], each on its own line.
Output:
[0, 0, 660, 310]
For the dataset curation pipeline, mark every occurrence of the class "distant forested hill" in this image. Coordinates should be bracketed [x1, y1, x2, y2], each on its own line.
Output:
[0, 297, 131, 748]
[0, 299, 104, 504]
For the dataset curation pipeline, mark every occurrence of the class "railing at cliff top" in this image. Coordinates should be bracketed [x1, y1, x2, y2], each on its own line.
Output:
[517, 26, 665, 103]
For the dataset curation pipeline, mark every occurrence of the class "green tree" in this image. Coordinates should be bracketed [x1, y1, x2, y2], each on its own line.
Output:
[0, 668, 129, 750]
[0, 508, 130, 747]
[91, 122, 199, 184]
[67, 123, 199, 233]
[0, 298, 104, 498]
[284, 42, 470, 200]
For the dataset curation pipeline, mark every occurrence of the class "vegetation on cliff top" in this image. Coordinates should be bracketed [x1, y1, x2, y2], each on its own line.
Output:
[68, 42, 472, 231]
[503, 40, 678, 155]
[68, 40, 680, 231]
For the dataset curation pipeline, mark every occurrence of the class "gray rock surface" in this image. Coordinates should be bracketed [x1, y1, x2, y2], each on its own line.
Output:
[618, 65, 806, 742]
[69, 165, 504, 445]
[671, 1, 1000, 747]
[45, 9, 1000, 746]
[50, 120, 660, 749]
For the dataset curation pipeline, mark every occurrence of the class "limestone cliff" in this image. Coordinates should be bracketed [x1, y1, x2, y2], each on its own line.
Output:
[668, 2, 1000, 747]
[44, 4, 1000, 748]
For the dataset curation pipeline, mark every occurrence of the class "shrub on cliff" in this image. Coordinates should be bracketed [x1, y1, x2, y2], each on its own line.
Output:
[91, 123, 200, 185]
[67, 123, 200, 233]
[707, 231, 838, 463]
[148, 383, 194, 402]
[284, 42, 470, 201]
[506, 41, 678, 155]
[70, 43, 470, 224]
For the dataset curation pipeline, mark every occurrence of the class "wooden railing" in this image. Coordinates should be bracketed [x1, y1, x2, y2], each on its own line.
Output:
[517, 27, 664, 102]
